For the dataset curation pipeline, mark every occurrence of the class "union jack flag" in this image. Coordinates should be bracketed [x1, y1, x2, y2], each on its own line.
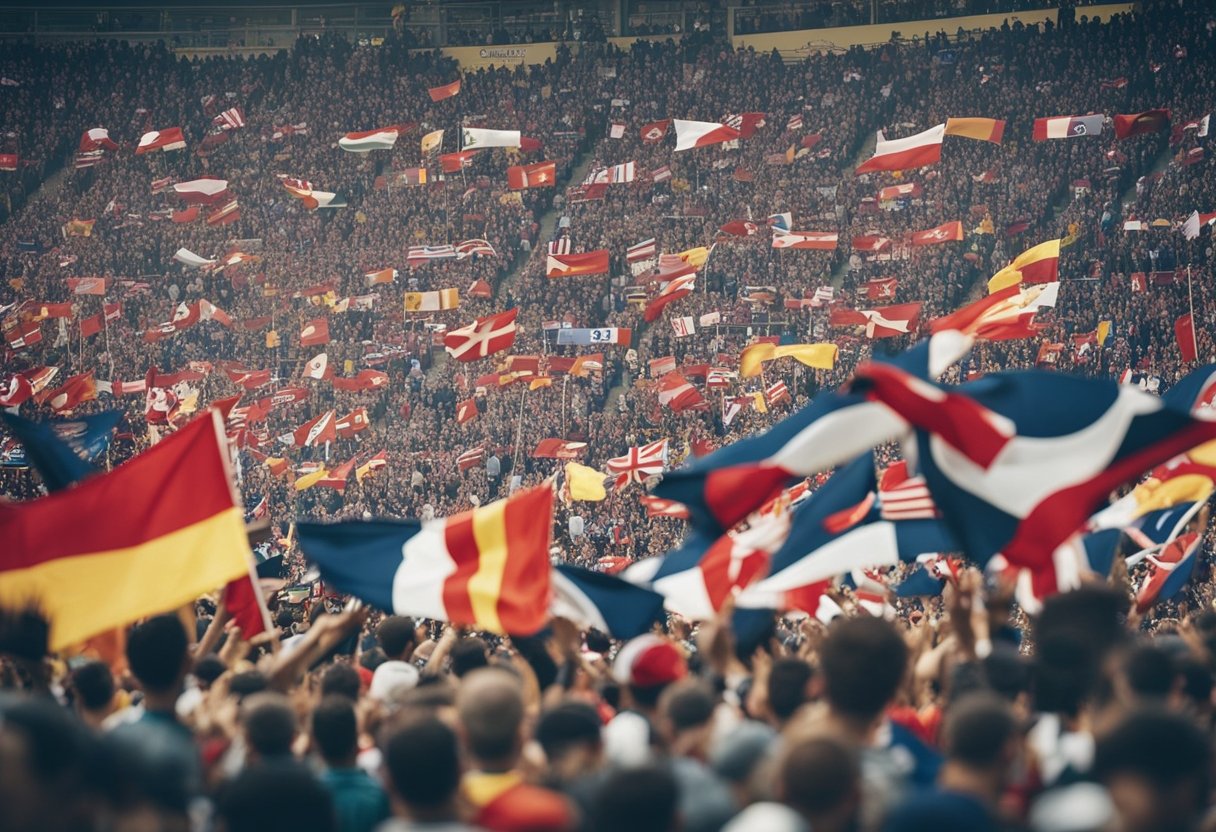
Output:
[607, 439, 669, 488]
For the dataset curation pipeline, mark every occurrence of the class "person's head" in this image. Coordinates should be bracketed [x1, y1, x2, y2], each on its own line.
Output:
[375, 616, 417, 661]
[535, 701, 603, 780]
[369, 660, 420, 706]
[768, 657, 815, 724]
[1121, 642, 1179, 703]
[241, 692, 298, 763]
[592, 764, 680, 832]
[216, 761, 335, 832]
[456, 667, 525, 769]
[657, 679, 715, 755]
[380, 715, 463, 821]
[1094, 709, 1211, 832]
[311, 696, 359, 768]
[319, 663, 362, 702]
[193, 655, 227, 691]
[450, 636, 490, 677]
[70, 661, 116, 719]
[941, 693, 1022, 795]
[126, 614, 190, 700]
[612, 634, 688, 713]
[776, 735, 860, 832]
[818, 617, 907, 723]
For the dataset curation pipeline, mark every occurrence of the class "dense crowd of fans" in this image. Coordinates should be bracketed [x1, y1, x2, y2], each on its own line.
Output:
[3, 0, 1216, 829]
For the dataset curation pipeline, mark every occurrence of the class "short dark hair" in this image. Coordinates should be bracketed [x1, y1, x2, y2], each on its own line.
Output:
[662, 681, 715, 732]
[243, 694, 297, 759]
[126, 615, 188, 694]
[311, 696, 358, 765]
[360, 647, 388, 672]
[376, 617, 417, 659]
[819, 618, 907, 720]
[229, 670, 269, 701]
[320, 663, 361, 701]
[779, 736, 859, 816]
[1032, 632, 1097, 717]
[769, 658, 814, 721]
[535, 701, 602, 760]
[592, 765, 679, 832]
[217, 761, 335, 832]
[450, 637, 490, 678]
[1125, 643, 1177, 699]
[942, 693, 1017, 769]
[1094, 709, 1211, 812]
[193, 655, 227, 688]
[71, 661, 115, 711]
[381, 716, 462, 809]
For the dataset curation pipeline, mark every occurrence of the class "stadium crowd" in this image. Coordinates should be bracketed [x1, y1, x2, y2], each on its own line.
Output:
[3, 0, 1216, 830]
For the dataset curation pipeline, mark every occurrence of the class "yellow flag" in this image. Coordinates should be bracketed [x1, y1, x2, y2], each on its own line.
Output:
[1096, 321, 1111, 347]
[775, 343, 838, 370]
[421, 128, 444, 155]
[1189, 439, 1216, 467]
[265, 330, 281, 349]
[294, 467, 329, 492]
[565, 462, 607, 502]
[739, 343, 777, 378]
[751, 391, 768, 414]
[679, 246, 710, 268]
[987, 239, 1062, 294]
[1132, 475, 1214, 516]
[529, 376, 554, 391]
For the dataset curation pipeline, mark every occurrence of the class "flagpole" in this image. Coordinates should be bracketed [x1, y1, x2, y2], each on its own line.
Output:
[512, 386, 526, 472]
[1187, 260, 1198, 361]
[561, 375, 569, 433]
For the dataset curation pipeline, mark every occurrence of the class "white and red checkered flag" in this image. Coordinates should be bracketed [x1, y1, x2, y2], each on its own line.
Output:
[607, 439, 669, 488]
[444, 309, 518, 362]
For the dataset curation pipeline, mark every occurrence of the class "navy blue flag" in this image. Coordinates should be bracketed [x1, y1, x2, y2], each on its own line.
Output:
[1, 410, 122, 491]
[551, 565, 665, 640]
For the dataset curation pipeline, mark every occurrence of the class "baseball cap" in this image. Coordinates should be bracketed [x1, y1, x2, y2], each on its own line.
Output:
[369, 660, 420, 702]
[612, 634, 687, 688]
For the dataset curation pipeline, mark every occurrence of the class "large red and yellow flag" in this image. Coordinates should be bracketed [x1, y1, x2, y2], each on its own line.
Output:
[0, 412, 251, 649]
[987, 239, 1061, 293]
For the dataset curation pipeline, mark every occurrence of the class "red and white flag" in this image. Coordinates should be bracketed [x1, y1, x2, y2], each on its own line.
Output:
[787, 114, 804, 131]
[865, 278, 899, 301]
[299, 318, 330, 347]
[457, 446, 485, 471]
[627, 238, 657, 262]
[586, 161, 636, 184]
[910, 221, 963, 246]
[67, 277, 109, 296]
[607, 439, 669, 487]
[444, 309, 518, 362]
[878, 461, 939, 520]
[213, 107, 246, 131]
[332, 370, 389, 392]
[302, 352, 333, 380]
[772, 229, 838, 250]
[546, 250, 610, 278]
[335, 407, 370, 438]
[641, 495, 690, 518]
[507, 161, 557, 189]
[293, 410, 337, 447]
[79, 127, 119, 152]
[1032, 115, 1104, 141]
[136, 127, 186, 154]
[765, 380, 791, 408]
[365, 268, 397, 286]
[856, 124, 945, 174]
[658, 372, 707, 412]
[428, 79, 462, 102]
[45, 372, 97, 414]
[644, 274, 696, 323]
[339, 128, 398, 152]
[456, 397, 479, 425]
[547, 238, 572, 256]
[830, 302, 923, 338]
[640, 119, 671, 144]
[673, 119, 742, 151]
[206, 199, 240, 226]
[173, 177, 230, 205]
[651, 165, 673, 183]
[852, 235, 893, 253]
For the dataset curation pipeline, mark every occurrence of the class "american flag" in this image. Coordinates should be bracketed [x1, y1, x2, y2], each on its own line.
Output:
[407, 244, 457, 264]
[607, 439, 669, 487]
[214, 107, 246, 131]
[548, 237, 571, 255]
[766, 380, 791, 407]
[706, 367, 736, 389]
[787, 114, 804, 131]
[810, 286, 835, 306]
[651, 165, 673, 183]
[456, 446, 485, 471]
[878, 460, 940, 520]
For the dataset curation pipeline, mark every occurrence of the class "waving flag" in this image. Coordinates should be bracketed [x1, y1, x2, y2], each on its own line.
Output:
[507, 161, 557, 189]
[0, 374, 35, 407]
[532, 439, 587, 459]
[356, 451, 388, 483]
[551, 565, 665, 639]
[420, 129, 444, 155]
[640, 119, 671, 143]
[829, 302, 923, 338]
[743, 454, 956, 597]
[281, 177, 346, 209]
[298, 485, 553, 635]
[546, 250, 610, 277]
[772, 230, 838, 250]
[0, 411, 121, 491]
[135, 127, 186, 154]
[456, 398, 479, 425]
[1135, 533, 1201, 613]
[641, 495, 690, 519]
[173, 177, 229, 204]
[293, 410, 337, 448]
[910, 221, 964, 246]
[299, 318, 330, 347]
[1114, 109, 1170, 139]
[428, 79, 461, 101]
[440, 150, 478, 172]
[332, 370, 389, 392]
[658, 373, 707, 412]
[673, 119, 742, 151]
[987, 239, 1061, 293]
[214, 107, 245, 131]
[607, 439, 669, 487]
[0, 413, 250, 649]
[654, 332, 973, 536]
[943, 117, 1005, 143]
[644, 274, 696, 322]
[404, 289, 460, 312]
[740, 342, 837, 377]
[931, 282, 1058, 340]
[444, 309, 518, 361]
[1032, 115, 1104, 140]
[853, 362, 1216, 587]
[339, 128, 398, 152]
[461, 127, 520, 149]
[43, 372, 97, 414]
[856, 124, 945, 173]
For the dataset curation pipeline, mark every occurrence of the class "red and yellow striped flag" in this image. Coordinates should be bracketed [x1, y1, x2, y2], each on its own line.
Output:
[0, 412, 251, 649]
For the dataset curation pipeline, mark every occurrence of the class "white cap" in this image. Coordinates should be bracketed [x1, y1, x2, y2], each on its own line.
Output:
[369, 660, 420, 702]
